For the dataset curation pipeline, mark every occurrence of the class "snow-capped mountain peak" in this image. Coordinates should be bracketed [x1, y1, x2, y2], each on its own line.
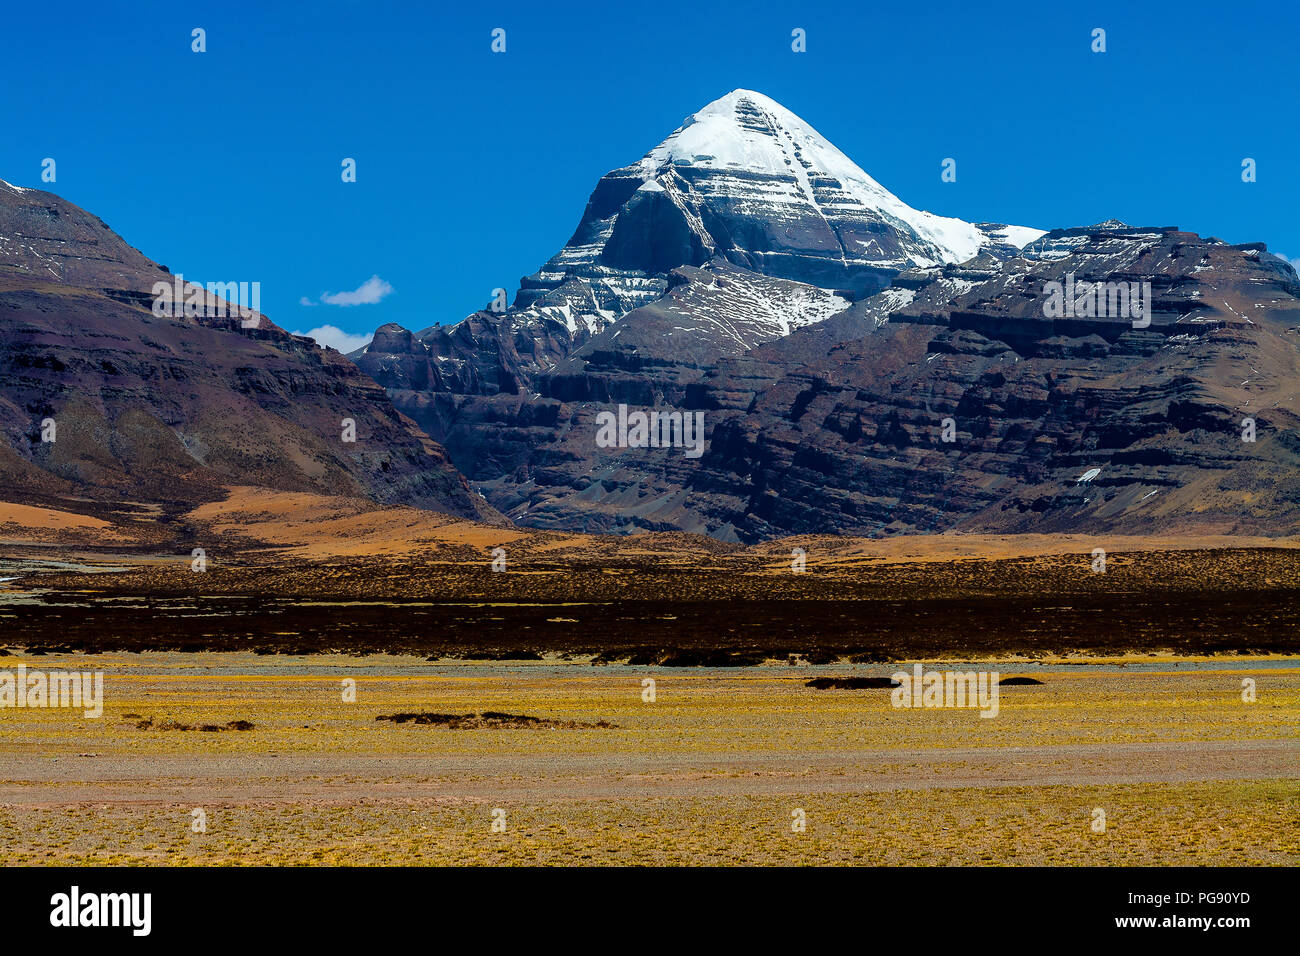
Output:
[506, 88, 1044, 331]
[358, 89, 1053, 421]
[638, 89, 1042, 268]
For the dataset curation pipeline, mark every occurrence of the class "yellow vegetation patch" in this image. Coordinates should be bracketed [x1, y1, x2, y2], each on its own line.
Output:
[0, 501, 134, 543]
[185, 486, 536, 558]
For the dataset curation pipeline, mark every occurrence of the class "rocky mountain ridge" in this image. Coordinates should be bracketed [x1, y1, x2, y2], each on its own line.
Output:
[0, 179, 497, 523]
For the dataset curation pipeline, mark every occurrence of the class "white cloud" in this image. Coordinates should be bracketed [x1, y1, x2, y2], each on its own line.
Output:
[299, 296, 317, 306]
[293, 324, 373, 353]
[317, 274, 394, 307]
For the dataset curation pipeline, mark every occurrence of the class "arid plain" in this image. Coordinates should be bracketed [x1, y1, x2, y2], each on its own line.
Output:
[1, 489, 1297, 865]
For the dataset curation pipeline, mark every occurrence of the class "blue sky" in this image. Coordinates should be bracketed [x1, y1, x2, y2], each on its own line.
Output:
[1, 0, 1295, 350]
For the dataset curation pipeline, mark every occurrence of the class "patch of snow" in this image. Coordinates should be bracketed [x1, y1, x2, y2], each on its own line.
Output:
[983, 224, 1048, 249]
[879, 287, 916, 310]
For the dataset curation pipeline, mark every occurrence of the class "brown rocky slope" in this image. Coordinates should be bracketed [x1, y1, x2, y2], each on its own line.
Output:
[0, 179, 498, 523]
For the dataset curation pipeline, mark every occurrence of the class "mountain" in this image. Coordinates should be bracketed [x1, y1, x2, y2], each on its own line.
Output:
[0, 179, 497, 524]
[534, 88, 1040, 299]
[355, 89, 1300, 542]
[358, 91, 1043, 400]
[354, 89, 1044, 488]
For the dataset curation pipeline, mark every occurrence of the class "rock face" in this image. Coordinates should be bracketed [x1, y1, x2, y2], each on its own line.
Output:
[0, 179, 496, 521]
[677, 227, 1300, 540]
[358, 94, 1300, 542]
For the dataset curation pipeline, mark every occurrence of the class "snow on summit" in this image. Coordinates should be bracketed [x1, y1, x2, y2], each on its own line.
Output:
[431, 87, 1049, 381]
[639, 89, 1043, 267]
[640, 90, 838, 179]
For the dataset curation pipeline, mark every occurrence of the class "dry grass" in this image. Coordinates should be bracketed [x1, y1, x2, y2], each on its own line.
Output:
[1, 652, 1295, 865]
[1, 782, 1294, 866]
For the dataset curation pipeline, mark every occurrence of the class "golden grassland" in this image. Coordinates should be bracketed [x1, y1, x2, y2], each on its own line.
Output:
[1, 652, 1296, 865]
[3, 652, 1299, 756]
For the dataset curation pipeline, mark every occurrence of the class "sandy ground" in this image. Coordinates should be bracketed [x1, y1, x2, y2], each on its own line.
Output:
[1, 652, 1295, 865]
